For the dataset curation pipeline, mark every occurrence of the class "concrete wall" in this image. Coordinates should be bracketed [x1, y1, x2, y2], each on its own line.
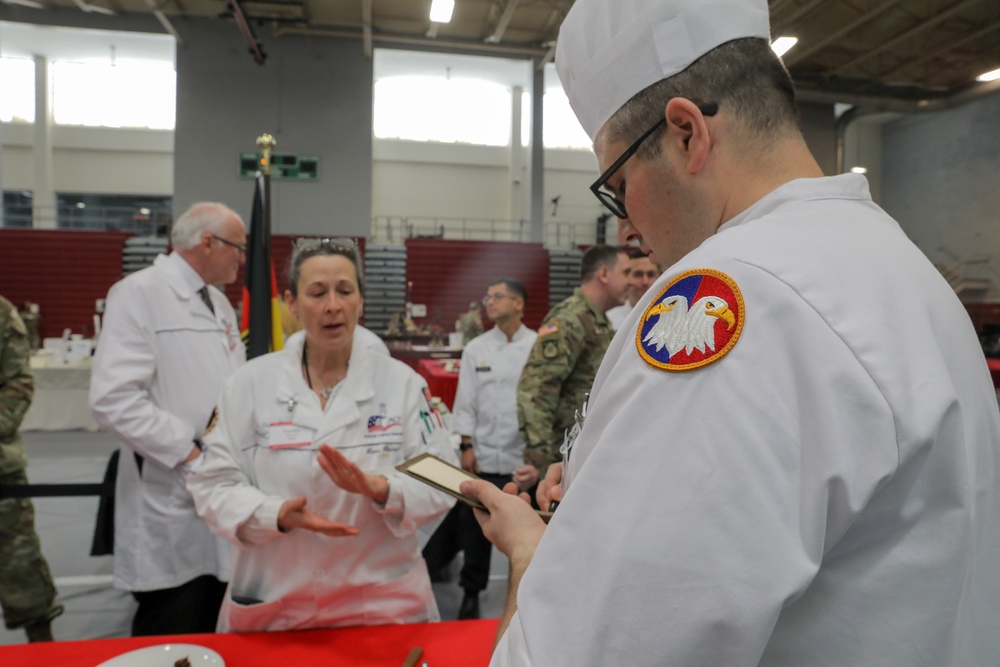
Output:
[881, 91, 1000, 301]
[1, 123, 172, 195]
[172, 20, 372, 238]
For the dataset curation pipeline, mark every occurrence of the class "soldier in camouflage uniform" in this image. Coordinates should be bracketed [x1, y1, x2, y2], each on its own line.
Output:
[455, 301, 485, 345]
[0, 294, 63, 642]
[517, 246, 630, 478]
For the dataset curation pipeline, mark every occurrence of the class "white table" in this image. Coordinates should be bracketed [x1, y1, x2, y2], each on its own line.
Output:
[21, 360, 98, 432]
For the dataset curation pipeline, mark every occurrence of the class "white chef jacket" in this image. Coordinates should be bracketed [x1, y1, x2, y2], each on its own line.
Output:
[186, 334, 457, 632]
[492, 174, 1000, 666]
[89, 252, 245, 592]
[452, 324, 537, 474]
[604, 302, 632, 331]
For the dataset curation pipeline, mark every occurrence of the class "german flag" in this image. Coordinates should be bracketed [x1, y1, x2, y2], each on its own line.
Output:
[240, 171, 283, 359]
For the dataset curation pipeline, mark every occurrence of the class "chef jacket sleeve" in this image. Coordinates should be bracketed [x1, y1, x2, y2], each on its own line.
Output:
[373, 372, 457, 537]
[186, 369, 282, 547]
[494, 260, 900, 666]
[450, 345, 478, 437]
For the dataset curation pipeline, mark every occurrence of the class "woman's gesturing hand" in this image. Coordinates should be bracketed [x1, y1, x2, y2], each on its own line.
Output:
[317, 444, 390, 504]
[277, 496, 359, 537]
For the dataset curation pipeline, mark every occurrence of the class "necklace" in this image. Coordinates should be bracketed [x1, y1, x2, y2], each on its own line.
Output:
[302, 342, 347, 401]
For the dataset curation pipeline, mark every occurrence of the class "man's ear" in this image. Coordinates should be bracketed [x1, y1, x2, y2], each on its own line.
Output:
[596, 264, 610, 284]
[665, 98, 712, 174]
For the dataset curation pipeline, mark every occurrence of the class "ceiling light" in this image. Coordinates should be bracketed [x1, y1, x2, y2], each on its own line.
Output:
[976, 66, 1000, 82]
[771, 36, 798, 58]
[850, 166, 868, 174]
[430, 0, 455, 24]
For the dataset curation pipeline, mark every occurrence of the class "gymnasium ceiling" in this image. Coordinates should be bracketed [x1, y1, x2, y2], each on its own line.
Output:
[4, 0, 1000, 102]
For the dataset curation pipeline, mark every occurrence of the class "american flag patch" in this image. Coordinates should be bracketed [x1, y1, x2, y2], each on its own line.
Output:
[538, 322, 559, 337]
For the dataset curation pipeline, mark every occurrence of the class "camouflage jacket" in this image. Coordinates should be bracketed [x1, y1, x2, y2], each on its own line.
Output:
[0, 295, 33, 475]
[518, 288, 612, 474]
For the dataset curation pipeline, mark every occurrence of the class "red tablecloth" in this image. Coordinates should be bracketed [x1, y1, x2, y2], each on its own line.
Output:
[389, 347, 462, 371]
[988, 358, 1000, 388]
[1, 619, 500, 667]
[417, 359, 460, 410]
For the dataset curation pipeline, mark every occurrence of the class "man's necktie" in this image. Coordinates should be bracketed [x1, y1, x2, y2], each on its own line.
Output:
[198, 286, 215, 316]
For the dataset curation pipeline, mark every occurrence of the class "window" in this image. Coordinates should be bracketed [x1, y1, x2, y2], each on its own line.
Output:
[52, 59, 176, 129]
[374, 75, 511, 146]
[520, 90, 592, 150]
[56, 193, 172, 232]
[0, 57, 34, 123]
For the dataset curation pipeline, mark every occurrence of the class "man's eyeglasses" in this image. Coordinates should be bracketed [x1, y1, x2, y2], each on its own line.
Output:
[482, 293, 512, 306]
[211, 234, 247, 254]
[590, 102, 719, 220]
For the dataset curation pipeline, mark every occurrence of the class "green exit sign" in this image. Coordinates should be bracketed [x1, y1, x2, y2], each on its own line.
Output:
[239, 152, 320, 180]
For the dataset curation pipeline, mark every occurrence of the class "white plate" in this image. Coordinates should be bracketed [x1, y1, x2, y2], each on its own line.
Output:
[95, 643, 225, 667]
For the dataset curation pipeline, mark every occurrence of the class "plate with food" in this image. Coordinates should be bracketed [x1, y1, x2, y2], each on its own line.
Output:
[95, 643, 224, 667]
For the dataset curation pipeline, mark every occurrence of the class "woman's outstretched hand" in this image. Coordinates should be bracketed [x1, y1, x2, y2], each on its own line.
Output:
[317, 444, 390, 503]
[277, 496, 358, 537]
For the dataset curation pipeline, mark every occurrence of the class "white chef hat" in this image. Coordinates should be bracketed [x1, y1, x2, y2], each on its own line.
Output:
[555, 0, 771, 141]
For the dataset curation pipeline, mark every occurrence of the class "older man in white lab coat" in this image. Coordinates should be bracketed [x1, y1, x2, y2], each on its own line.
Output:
[90, 202, 246, 636]
[461, 1, 1000, 665]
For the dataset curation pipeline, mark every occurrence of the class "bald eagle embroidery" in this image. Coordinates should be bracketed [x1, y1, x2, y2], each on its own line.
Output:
[643, 294, 736, 356]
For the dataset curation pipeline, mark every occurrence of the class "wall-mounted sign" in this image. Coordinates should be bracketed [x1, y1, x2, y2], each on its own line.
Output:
[239, 152, 320, 180]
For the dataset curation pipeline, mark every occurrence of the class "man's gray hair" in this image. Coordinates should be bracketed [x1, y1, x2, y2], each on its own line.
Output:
[170, 202, 244, 249]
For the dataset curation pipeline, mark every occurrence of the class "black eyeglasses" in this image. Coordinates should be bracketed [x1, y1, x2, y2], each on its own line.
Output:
[211, 234, 247, 254]
[481, 292, 512, 305]
[590, 102, 718, 220]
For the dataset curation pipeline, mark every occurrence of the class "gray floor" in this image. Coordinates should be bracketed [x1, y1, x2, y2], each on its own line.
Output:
[1, 430, 508, 646]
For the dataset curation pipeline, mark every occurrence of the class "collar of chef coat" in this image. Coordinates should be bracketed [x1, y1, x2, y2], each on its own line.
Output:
[485, 322, 532, 344]
[156, 252, 217, 323]
[718, 173, 873, 234]
[274, 331, 376, 440]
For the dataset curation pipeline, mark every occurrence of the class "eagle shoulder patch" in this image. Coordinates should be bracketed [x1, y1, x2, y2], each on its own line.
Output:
[636, 269, 744, 371]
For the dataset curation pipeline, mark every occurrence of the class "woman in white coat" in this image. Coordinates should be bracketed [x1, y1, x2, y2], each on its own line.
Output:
[186, 238, 456, 632]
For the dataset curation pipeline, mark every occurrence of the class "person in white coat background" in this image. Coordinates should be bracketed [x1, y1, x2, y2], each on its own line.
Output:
[185, 238, 457, 633]
[89, 202, 247, 636]
[461, 0, 1000, 665]
[422, 278, 537, 620]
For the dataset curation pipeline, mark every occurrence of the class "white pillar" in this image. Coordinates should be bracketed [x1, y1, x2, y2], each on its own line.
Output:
[508, 85, 526, 234]
[33, 54, 56, 229]
[525, 60, 545, 244]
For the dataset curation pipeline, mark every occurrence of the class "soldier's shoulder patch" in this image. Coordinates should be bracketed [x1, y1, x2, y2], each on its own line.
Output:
[542, 338, 560, 359]
[538, 322, 559, 337]
[636, 268, 744, 372]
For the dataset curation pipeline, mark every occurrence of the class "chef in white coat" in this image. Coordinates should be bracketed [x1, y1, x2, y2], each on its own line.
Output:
[89, 202, 247, 635]
[186, 238, 456, 632]
[461, 1, 1000, 665]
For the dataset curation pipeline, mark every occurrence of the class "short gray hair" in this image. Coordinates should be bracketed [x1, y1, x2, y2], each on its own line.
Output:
[608, 38, 800, 160]
[170, 202, 244, 249]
